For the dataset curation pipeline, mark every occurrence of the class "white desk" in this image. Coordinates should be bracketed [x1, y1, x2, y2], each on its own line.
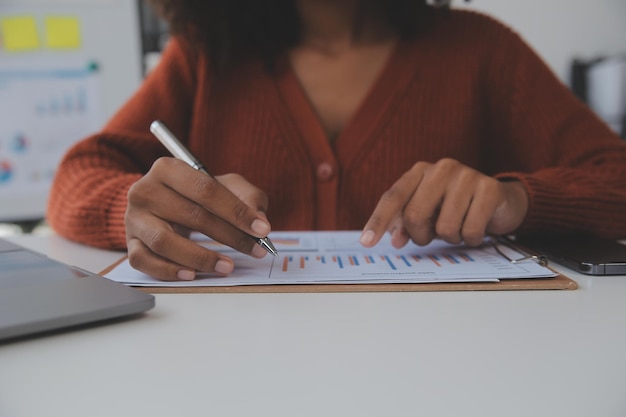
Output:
[2, 234, 626, 417]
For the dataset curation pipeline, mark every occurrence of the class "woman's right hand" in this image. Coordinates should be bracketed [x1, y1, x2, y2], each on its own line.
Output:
[124, 157, 272, 281]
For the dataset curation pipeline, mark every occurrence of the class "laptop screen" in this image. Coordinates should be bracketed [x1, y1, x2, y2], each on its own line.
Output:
[0, 237, 154, 342]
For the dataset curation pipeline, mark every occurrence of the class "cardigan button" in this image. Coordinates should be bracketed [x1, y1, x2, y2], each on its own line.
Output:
[316, 162, 334, 182]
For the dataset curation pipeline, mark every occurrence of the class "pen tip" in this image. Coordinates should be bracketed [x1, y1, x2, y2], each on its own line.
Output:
[259, 237, 279, 257]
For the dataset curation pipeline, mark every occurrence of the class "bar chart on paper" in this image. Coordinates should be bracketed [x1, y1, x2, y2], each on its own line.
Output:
[269, 233, 546, 283]
[105, 231, 558, 287]
[279, 251, 476, 275]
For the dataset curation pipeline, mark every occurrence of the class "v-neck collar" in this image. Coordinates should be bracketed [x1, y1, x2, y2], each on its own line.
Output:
[274, 38, 421, 169]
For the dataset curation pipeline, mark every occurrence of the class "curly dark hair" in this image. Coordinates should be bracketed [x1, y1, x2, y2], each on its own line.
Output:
[145, 0, 460, 72]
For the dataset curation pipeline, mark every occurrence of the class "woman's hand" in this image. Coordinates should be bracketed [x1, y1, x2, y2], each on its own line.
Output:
[360, 158, 529, 249]
[125, 157, 271, 281]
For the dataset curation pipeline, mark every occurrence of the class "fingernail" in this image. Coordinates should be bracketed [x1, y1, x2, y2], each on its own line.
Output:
[251, 219, 270, 236]
[214, 259, 234, 275]
[252, 244, 268, 258]
[360, 229, 376, 246]
[177, 269, 195, 281]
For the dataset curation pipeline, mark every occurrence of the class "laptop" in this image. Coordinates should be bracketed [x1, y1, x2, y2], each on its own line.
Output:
[0, 237, 154, 342]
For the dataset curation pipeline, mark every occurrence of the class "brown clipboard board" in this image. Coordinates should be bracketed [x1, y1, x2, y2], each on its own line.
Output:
[100, 255, 578, 294]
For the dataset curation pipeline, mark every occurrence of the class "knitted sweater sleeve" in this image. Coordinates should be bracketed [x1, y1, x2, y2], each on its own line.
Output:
[484, 24, 626, 238]
[47, 37, 198, 249]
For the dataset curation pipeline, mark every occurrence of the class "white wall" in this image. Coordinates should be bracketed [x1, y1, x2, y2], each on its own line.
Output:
[456, 0, 626, 83]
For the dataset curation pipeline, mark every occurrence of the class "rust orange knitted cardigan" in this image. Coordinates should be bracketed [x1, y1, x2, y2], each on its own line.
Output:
[47, 10, 626, 250]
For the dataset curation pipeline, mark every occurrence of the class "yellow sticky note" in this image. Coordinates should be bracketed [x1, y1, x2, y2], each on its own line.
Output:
[0, 16, 40, 51]
[44, 16, 81, 49]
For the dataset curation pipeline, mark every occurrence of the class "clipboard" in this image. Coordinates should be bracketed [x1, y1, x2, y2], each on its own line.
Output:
[99, 237, 578, 293]
[103, 275, 578, 294]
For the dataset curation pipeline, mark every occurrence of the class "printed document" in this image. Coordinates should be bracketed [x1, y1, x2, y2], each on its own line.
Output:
[104, 231, 557, 287]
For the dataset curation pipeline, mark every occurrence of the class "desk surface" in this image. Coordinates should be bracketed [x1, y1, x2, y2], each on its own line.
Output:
[2, 234, 626, 417]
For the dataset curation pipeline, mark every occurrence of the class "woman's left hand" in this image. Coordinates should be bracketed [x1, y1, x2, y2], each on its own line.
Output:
[360, 158, 529, 249]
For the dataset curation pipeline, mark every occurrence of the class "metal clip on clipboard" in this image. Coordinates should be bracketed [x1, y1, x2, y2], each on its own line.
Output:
[488, 237, 549, 267]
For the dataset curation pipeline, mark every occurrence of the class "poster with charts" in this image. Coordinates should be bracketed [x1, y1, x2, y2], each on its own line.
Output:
[105, 231, 558, 287]
[0, 60, 103, 221]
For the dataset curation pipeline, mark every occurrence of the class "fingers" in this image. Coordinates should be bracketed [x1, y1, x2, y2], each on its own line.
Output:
[130, 157, 271, 253]
[126, 217, 235, 282]
[125, 157, 274, 281]
[458, 179, 502, 246]
[428, 167, 498, 246]
[389, 222, 411, 249]
[362, 159, 528, 249]
[218, 173, 270, 213]
[128, 175, 264, 257]
[360, 163, 426, 248]
[361, 160, 446, 248]
[151, 158, 271, 239]
[486, 180, 529, 235]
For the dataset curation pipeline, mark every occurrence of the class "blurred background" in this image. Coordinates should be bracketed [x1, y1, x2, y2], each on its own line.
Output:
[0, 0, 625, 237]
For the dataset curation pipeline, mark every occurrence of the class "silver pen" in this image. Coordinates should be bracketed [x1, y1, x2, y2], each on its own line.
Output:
[149, 120, 278, 257]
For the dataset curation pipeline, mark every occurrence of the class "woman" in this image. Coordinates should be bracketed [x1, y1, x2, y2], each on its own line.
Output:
[47, 0, 626, 281]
